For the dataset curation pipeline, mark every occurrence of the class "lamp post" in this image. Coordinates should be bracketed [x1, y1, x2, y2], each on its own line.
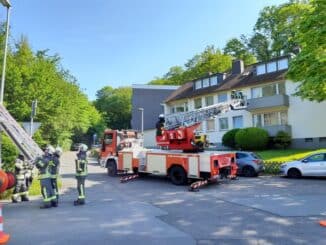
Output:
[0, 0, 11, 169]
[138, 108, 144, 134]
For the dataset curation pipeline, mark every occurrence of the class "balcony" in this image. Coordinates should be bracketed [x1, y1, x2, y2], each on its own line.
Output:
[262, 125, 292, 137]
[246, 94, 289, 111]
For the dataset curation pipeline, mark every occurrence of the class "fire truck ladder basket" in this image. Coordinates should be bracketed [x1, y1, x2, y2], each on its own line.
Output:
[164, 99, 246, 130]
[0, 104, 43, 162]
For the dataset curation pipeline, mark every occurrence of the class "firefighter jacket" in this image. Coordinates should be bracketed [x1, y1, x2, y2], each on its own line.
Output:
[49, 155, 60, 178]
[35, 155, 52, 179]
[15, 159, 26, 181]
[76, 151, 87, 177]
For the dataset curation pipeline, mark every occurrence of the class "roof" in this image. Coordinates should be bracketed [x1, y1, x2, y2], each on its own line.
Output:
[165, 57, 288, 103]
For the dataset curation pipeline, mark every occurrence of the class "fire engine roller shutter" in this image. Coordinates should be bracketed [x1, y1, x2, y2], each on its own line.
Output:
[147, 154, 167, 174]
[188, 156, 199, 178]
[122, 152, 133, 171]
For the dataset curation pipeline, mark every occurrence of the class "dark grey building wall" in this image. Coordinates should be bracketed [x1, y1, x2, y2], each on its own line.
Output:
[131, 87, 177, 131]
[291, 137, 326, 149]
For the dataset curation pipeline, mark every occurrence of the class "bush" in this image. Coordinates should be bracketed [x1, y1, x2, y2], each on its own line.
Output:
[274, 131, 291, 149]
[235, 127, 269, 150]
[222, 128, 240, 149]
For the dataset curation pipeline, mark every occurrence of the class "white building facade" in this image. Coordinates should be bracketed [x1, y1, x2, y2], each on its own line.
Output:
[164, 57, 326, 149]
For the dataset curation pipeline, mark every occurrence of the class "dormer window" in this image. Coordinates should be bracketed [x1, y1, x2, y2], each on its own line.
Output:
[210, 76, 218, 86]
[195, 80, 202, 89]
[202, 78, 209, 88]
[267, 62, 277, 73]
[278, 58, 288, 70]
[256, 64, 266, 75]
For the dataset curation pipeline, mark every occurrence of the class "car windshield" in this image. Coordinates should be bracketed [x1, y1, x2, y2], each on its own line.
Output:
[250, 153, 260, 159]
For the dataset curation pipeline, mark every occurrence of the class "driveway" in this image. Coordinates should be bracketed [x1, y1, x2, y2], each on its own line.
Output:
[2, 151, 326, 244]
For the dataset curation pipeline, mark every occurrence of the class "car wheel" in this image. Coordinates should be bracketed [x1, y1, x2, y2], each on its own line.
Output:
[107, 160, 117, 176]
[287, 168, 301, 178]
[242, 166, 256, 177]
[169, 166, 187, 185]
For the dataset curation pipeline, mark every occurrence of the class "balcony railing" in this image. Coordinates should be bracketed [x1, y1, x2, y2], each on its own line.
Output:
[246, 94, 289, 111]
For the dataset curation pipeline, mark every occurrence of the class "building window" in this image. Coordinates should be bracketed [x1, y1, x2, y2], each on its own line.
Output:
[319, 137, 326, 142]
[251, 87, 262, 99]
[253, 114, 262, 127]
[278, 82, 286, 94]
[305, 138, 313, 143]
[233, 116, 243, 129]
[210, 76, 217, 86]
[196, 123, 203, 132]
[267, 62, 277, 73]
[256, 64, 266, 75]
[205, 96, 214, 106]
[184, 102, 189, 112]
[218, 93, 227, 103]
[262, 83, 277, 97]
[202, 78, 209, 88]
[195, 80, 202, 90]
[170, 107, 175, 114]
[194, 98, 202, 109]
[278, 58, 288, 70]
[206, 119, 215, 131]
[253, 111, 288, 127]
[219, 117, 229, 131]
[175, 106, 184, 112]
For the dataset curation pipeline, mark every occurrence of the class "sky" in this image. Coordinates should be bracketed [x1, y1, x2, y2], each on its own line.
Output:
[2, 0, 288, 100]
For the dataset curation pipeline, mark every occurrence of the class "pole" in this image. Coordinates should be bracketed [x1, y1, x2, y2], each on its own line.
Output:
[0, 6, 10, 168]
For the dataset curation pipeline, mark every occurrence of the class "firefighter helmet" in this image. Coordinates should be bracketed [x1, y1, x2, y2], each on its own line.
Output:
[159, 114, 164, 119]
[45, 145, 55, 155]
[55, 147, 63, 156]
[79, 144, 88, 152]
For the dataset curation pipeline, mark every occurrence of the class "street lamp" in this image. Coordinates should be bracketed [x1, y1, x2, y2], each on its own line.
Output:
[138, 108, 144, 134]
[0, 0, 11, 168]
[0, 0, 11, 104]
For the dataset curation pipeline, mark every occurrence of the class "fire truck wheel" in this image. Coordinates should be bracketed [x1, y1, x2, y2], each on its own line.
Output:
[107, 160, 117, 176]
[170, 166, 187, 185]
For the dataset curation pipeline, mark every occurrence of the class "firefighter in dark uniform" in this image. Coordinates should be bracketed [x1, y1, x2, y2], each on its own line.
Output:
[12, 154, 30, 203]
[74, 144, 88, 206]
[156, 114, 165, 136]
[50, 147, 62, 203]
[35, 145, 57, 209]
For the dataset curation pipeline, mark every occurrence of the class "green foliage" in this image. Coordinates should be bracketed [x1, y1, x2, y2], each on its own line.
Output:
[287, 0, 326, 102]
[94, 86, 132, 129]
[1, 134, 19, 172]
[235, 127, 269, 150]
[222, 128, 241, 149]
[223, 38, 257, 65]
[273, 130, 292, 149]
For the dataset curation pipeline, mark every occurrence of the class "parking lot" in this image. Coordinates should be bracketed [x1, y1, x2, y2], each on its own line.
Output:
[3, 152, 326, 245]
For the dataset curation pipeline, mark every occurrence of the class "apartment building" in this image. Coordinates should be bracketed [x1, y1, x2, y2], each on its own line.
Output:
[163, 56, 326, 149]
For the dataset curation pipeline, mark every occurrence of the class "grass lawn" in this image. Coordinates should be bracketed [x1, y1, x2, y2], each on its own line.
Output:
[256, 148, 326, 162]
[29, 177, 62, 196]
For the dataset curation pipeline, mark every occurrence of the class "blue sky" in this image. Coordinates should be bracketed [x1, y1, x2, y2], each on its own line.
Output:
[4, 0, 287, 100]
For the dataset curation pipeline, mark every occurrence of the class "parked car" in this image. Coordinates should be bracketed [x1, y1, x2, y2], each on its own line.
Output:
[235, 151, 265, 177]
[279, 152, 326, 178]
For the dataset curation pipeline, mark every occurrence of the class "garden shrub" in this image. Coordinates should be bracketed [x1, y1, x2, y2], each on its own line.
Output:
[222, 128, 240, 149]
[273, 131, 291, 149]
[235, 127, 269, 150]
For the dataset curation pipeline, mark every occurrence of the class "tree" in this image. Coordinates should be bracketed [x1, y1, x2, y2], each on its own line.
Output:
[287, 0, 326, 102]
[223, 38, 257, 65]
[94, 86, 132, 129]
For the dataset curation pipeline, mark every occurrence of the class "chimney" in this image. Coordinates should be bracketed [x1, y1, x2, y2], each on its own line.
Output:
[232, 60, 244, 74]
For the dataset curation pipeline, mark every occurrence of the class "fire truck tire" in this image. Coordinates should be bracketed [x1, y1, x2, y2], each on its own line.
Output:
[169, 166, 187, 185]
[107, 160, 117, 176]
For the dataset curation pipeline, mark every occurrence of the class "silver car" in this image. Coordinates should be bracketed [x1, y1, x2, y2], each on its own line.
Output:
[236, 151, 265, 177]
[280, 152, 326, 178]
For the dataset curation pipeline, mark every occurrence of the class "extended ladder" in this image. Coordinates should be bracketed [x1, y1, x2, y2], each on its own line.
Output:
[0, 104, 43, 161]
[164, 99, 246, 130]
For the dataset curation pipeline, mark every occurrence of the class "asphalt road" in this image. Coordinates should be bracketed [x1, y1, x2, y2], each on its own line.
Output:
[2, 151, 326, 245]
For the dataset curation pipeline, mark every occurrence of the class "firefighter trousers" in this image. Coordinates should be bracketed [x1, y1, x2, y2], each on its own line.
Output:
[76, 176, 86, 202]
[12, 179, 28, 202]
[51, 177, 59, 201]
[40, 178, 56, 206]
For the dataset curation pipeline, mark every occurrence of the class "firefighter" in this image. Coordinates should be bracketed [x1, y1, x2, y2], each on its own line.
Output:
[12, 154, 30, 203]
[35, 145, 57, 209]
[156, 114, 165, 136]
[74, 144, 88, 206]
[50, 147, 62, 203]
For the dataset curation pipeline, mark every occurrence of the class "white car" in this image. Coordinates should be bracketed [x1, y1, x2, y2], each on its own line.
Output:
[280, 152, 326, 178]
